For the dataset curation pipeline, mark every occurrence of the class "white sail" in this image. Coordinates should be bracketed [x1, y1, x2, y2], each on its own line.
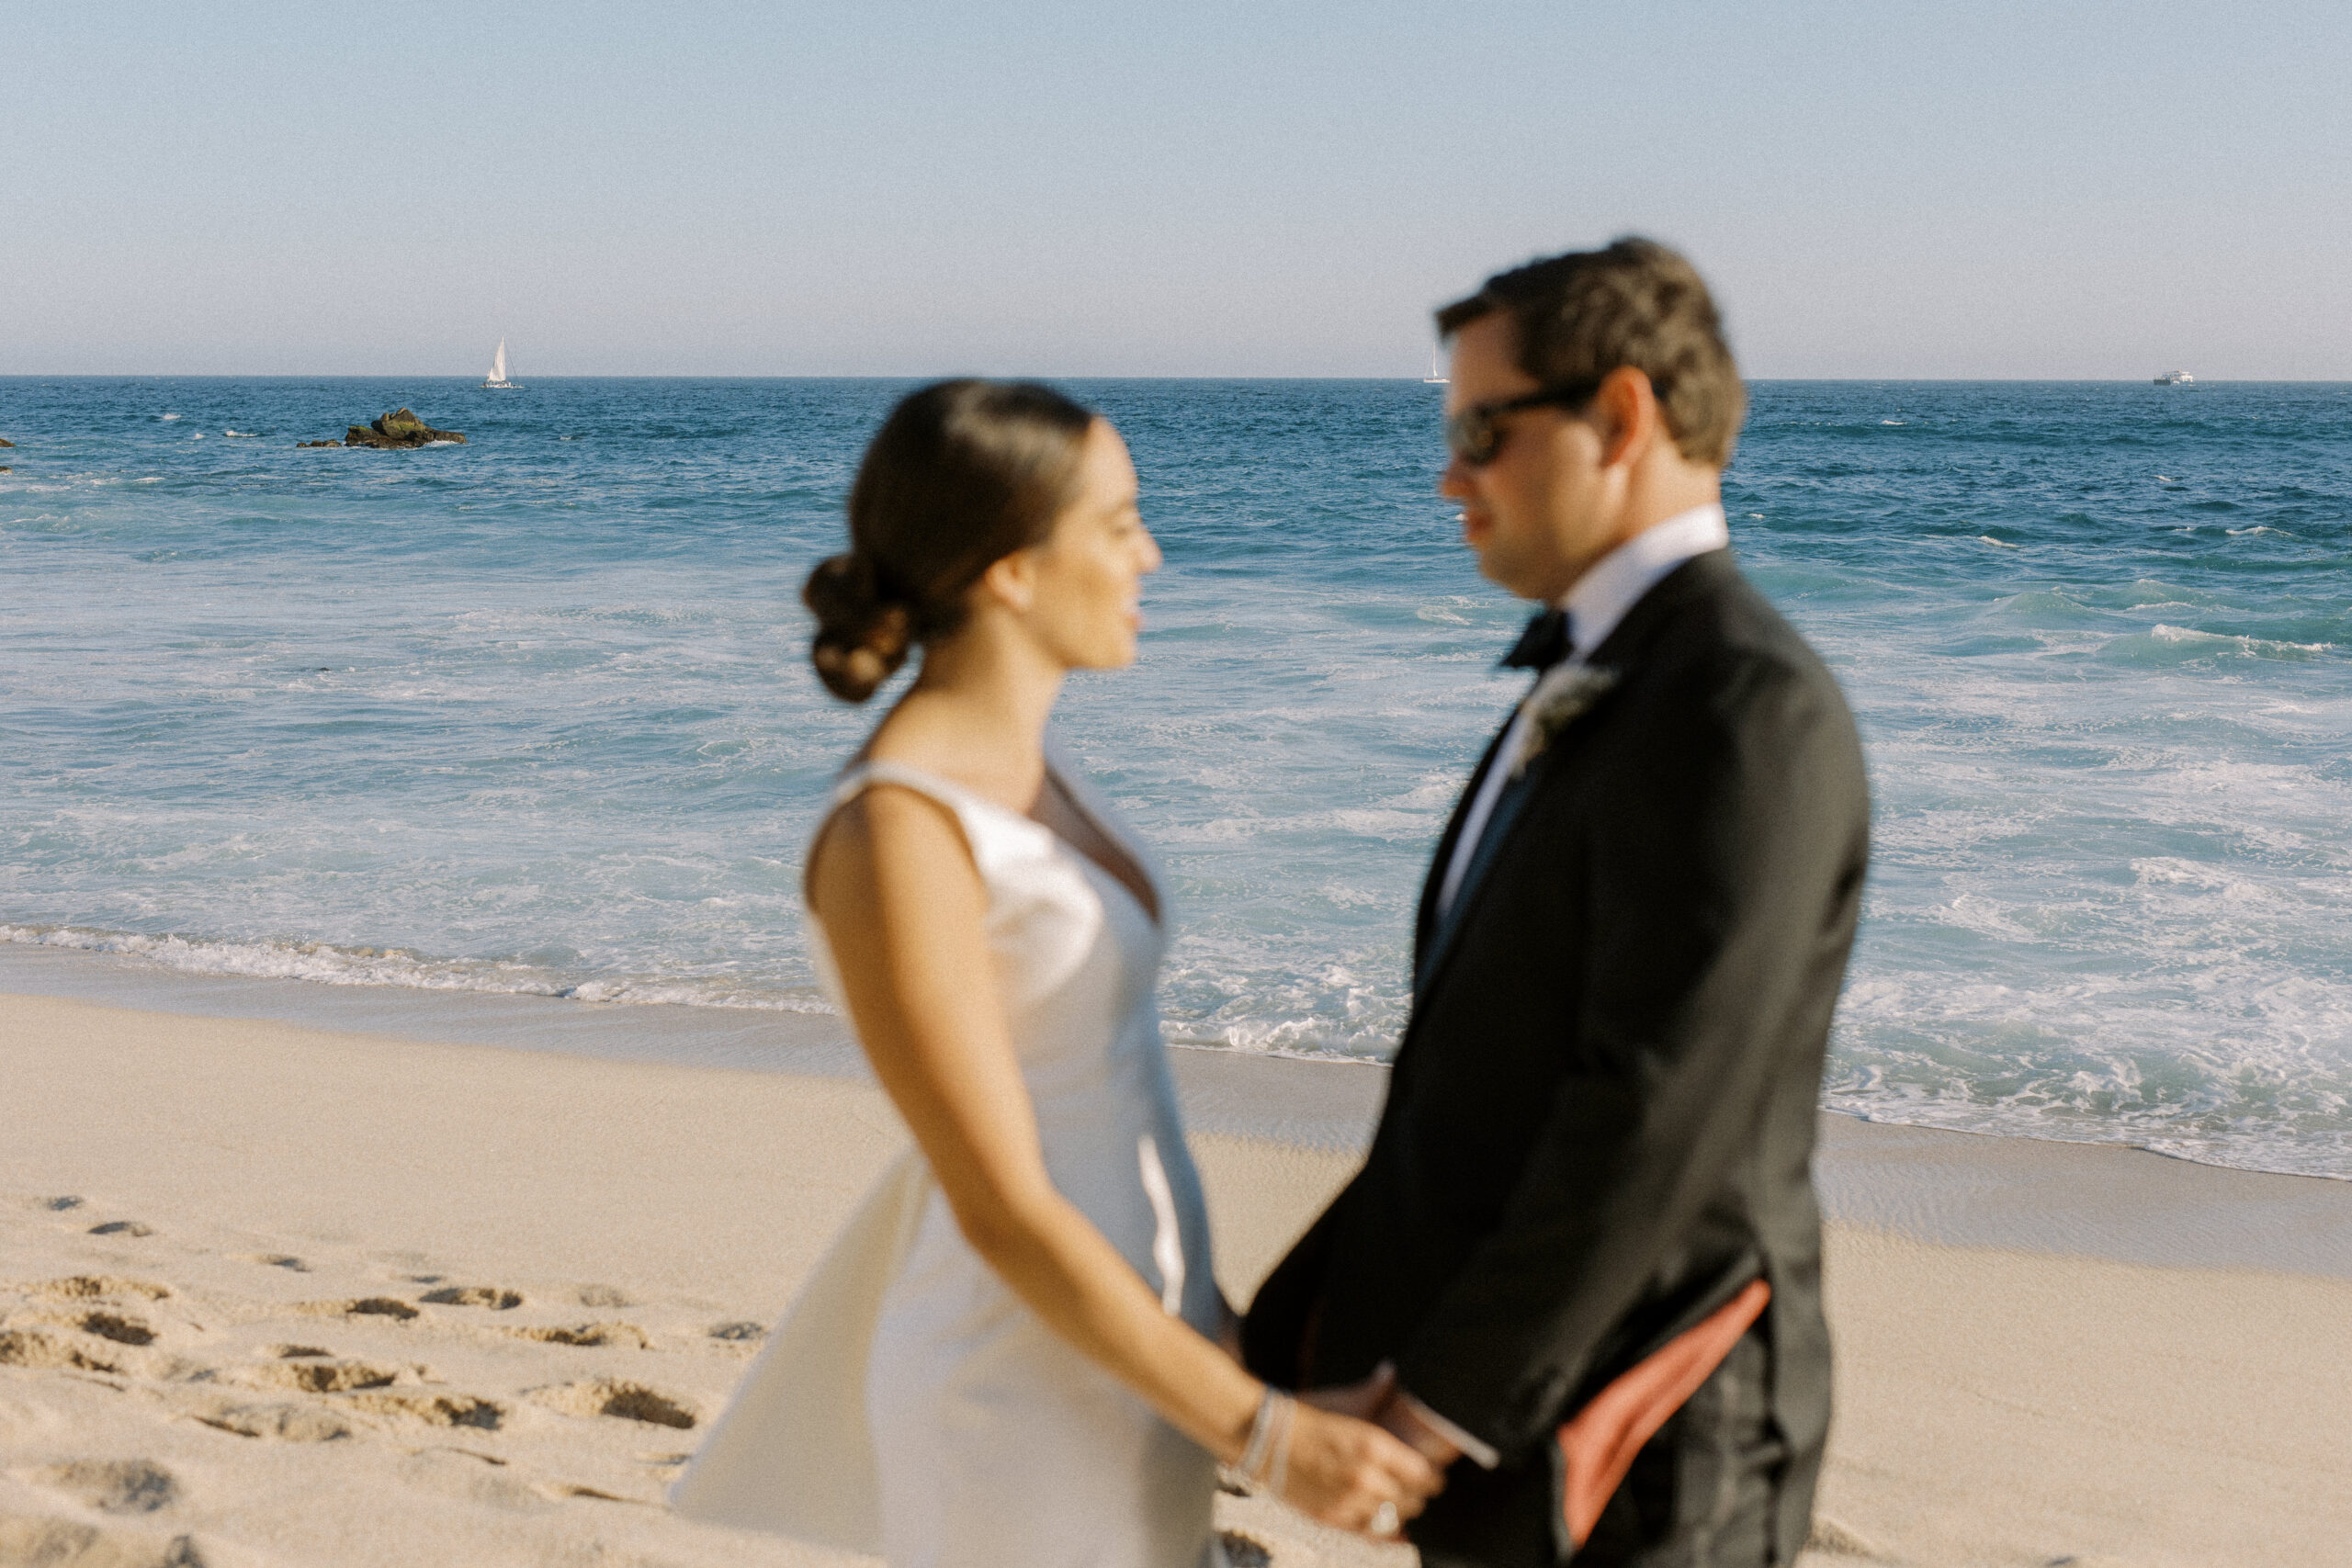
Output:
[482, 338, 516, 389]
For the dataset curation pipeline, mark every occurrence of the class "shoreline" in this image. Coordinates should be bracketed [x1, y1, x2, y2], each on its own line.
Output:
[6, 941, 2349, 1235]
[5, 992, 2350, 1566]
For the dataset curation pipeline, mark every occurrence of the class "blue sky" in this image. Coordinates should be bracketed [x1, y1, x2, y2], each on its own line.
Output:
[4, 2, 2344, 378]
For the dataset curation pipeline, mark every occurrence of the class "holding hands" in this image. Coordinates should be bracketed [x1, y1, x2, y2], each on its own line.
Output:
[1231, 1366, 1447, 1540]
[1302, 1362, 1466, 1472]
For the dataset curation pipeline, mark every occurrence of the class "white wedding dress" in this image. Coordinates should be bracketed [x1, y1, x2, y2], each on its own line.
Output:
[671, 750, 1226, 1568]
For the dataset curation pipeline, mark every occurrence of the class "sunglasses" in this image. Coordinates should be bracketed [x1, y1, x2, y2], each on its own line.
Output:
[1443, 379, 1605, 466]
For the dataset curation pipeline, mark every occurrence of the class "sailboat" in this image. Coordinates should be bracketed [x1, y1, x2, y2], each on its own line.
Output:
[1423, 346, 1448, 385]
[481, 338, 518, 389]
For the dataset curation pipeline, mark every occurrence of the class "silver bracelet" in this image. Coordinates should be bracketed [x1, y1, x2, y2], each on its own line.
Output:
[1237, 1386, 1284, 1482]
[1264, 1390, 1294, 1500]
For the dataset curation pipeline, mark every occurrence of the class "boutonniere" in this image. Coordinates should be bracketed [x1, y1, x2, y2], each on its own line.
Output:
[1510, 664, 1620, 780]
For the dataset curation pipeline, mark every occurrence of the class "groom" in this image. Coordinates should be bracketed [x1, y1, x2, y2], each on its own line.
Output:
[1245, 239, 1869, 1566]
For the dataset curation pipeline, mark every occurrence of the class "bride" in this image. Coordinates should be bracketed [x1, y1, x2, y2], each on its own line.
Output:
[671, 380, 1441, 1566]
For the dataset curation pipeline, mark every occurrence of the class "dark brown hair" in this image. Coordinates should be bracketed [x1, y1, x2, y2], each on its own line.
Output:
[1436, 237, 1746, 468]
[804, 378, 1096, 702]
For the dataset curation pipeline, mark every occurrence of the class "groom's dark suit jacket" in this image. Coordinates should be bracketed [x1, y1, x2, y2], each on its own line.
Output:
[1244, 549, 1869, 1567]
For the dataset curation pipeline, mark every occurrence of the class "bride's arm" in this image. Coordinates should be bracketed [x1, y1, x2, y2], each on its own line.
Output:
[809, 785, 1441, 1532]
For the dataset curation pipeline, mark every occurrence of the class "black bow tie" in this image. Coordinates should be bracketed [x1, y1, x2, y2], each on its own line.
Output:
[1500, 608, 1574, 671]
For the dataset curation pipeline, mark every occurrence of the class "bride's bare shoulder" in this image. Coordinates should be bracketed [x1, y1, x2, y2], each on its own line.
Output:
[807, 777, 974, 912]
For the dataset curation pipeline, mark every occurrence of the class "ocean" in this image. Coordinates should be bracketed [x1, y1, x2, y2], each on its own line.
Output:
[3, 378, 2348, 1179]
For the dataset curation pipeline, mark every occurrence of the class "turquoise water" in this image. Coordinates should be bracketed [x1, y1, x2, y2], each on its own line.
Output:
[3, 378, 2348, 1177]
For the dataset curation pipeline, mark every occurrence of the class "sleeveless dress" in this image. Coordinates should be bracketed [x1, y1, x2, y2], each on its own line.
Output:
[670, 750, 1226, 1568]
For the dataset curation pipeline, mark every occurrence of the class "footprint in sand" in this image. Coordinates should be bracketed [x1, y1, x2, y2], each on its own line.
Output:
[243, 1253, 310, 1272]
[708, 1320, 766, 1343]
[196, 1402, 356, 1442]
[504, 1323, 651, 1349]
[40, 1196, 85, 1212]
[338, 1390, 503, 1429]
[241, 1358, 405, 1393]
[75, 1312, 156, 1347]
[0, 1328, 122, 1374]
[292, 1297, 420, 1322]
[0, 1515, 208, 1568]
[526, 1379, 697, 1429]
[31, 1277, 171, 1303]
[419, 1285, 523, 1310]
[85, 1221, 156, 1238]
[28, 1459, 181, 1515]
[576, 1285, 630, 1308]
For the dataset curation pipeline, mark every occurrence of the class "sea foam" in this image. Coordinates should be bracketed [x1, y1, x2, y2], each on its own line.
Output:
[1, 375, 2347, 1177]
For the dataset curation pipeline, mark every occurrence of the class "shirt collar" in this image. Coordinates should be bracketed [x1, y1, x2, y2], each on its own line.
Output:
[1556, 502, 1729, 659]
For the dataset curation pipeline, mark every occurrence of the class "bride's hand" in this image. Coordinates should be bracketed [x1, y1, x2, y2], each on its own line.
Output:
[1276, 1401, 1444, 1538]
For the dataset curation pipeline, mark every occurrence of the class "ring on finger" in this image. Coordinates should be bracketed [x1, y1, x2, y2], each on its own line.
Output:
[1372, 1500, 1399, 1537]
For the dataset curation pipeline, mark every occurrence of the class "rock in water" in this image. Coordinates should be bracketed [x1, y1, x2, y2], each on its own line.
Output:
[296, 439, 340, 448]
[0, 435, 16, 447]
[338, 409, 468, 448]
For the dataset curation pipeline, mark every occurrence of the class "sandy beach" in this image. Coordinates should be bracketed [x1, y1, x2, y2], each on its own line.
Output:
[5, 988, 2349, 1568]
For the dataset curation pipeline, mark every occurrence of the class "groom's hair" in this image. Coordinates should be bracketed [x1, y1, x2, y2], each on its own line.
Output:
[1438, 237, 1746, 468]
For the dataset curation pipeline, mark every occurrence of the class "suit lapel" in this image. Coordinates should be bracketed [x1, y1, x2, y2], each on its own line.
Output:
[1413, 704, 1596, 999]
[1408, 550, 1736, 1009]
[1413, 718, 1514, 969]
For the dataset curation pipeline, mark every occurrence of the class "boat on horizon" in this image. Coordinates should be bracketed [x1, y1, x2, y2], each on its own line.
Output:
[1423, 347, 1448, 385]
[481, 338, 519, 390]
[2154, 369, 2195, 386]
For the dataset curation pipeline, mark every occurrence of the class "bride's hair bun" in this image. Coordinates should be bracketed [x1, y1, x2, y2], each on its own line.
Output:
[803, 552, 914, 704]
[803, 378, 1096, 704]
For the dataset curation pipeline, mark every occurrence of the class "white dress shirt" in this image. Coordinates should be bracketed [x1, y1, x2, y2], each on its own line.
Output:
[1436, 502, 1731, 921]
